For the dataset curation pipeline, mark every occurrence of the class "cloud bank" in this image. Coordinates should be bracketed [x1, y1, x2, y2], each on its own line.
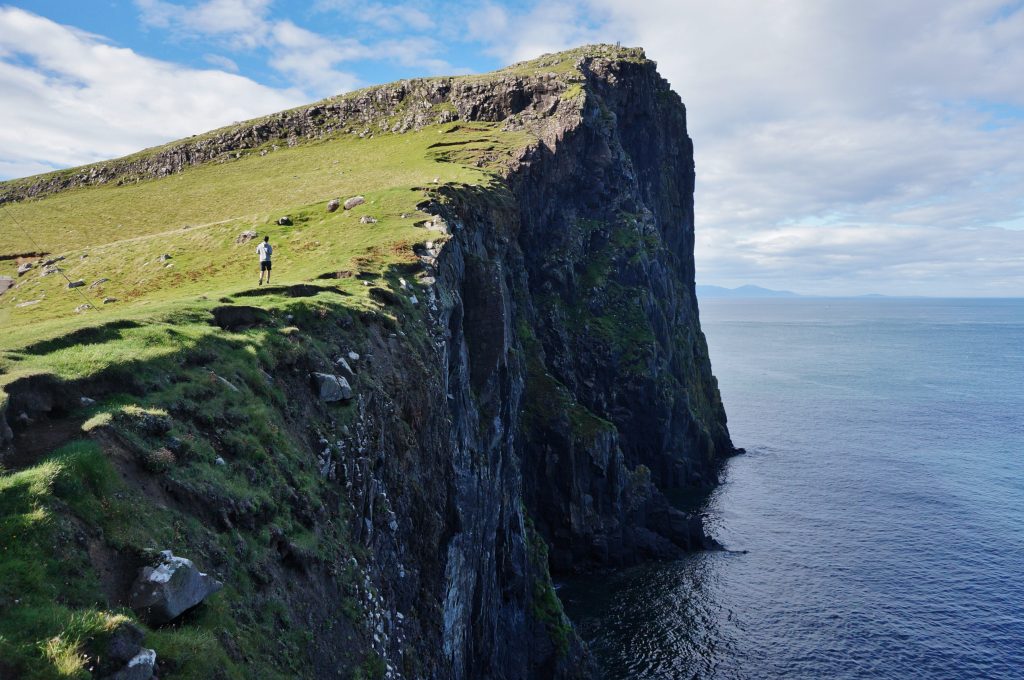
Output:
[2, 1, 1023, 295]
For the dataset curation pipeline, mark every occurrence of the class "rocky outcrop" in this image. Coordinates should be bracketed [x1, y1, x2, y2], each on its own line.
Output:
[0, 45, 732, 679]
[129, 550, 223, 625]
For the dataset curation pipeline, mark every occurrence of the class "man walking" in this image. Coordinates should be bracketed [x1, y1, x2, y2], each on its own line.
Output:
[257, 236, 273, 285]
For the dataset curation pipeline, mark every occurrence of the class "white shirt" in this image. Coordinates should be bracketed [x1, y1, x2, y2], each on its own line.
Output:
[257, 242, 272, 261]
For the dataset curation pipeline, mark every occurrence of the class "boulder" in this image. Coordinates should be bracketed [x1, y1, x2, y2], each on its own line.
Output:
[17, 262, 33, 275]
[326, 198, 340, 212]
[40, 265, 61, 277]
[103, 297, 118, 304]
[42, 256, 65, 266]
[276, 215, 292, 226]
[129, 550, 223, 625]
[105, 648, 156, 680]
[359, 215, 378, 224]
[343, 195, 365, 210]
[235, 230, 258, 244]
[67, 280, 85, 288]
[95, 622, 156, 680]
[334, 356, 354, 376]
[157, 254, 172, 262]
[75, 304, 93, 313]
[89, 278, 110, 289]
[311, 372, 352, 402]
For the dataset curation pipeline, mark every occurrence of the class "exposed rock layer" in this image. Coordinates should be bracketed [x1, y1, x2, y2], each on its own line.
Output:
[0, 46, 732, 679]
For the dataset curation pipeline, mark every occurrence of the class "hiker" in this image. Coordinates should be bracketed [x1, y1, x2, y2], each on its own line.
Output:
[257, 236, 273, 285]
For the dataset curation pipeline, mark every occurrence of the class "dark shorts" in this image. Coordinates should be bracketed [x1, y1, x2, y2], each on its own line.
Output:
[260, 261, 272, 271]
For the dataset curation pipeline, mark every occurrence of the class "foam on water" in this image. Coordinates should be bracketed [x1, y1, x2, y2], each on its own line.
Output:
[562, 298, 1024, 679]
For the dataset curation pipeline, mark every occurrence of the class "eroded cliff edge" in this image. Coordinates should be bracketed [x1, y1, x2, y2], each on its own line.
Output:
[0, 46, 732, 679]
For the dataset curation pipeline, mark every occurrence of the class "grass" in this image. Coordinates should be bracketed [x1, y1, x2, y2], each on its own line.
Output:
[0, 44, 634, 679]
[0, 122, 532, 348]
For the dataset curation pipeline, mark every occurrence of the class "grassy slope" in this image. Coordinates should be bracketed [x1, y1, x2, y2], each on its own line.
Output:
[0, 50, 559, 676]
[0, 43, 650, 679]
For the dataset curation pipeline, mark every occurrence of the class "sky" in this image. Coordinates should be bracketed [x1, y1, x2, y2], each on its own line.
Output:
[1, 1, 1023, 296]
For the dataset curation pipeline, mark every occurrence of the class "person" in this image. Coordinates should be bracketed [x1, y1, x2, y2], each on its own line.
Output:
[257, 236, 273, 285]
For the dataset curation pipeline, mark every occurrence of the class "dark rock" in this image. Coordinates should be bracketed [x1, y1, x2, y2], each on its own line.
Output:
[343, 195, 365, 210]
[310, 372, 352, 402]
[129, 550, 223, 625]
[95, 622, 156, 680]
[42, 256, 65, 266]
[16, 262, 33, 275]
[326, 198, 340, 212]
[276, 215, 292, 226]
[157, 254, 172, 262]
[103, 297, 118, 304]
[67, 279, 85, 288]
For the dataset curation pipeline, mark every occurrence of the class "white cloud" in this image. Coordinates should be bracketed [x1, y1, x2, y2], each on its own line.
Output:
[0, 7, 302, 179]
[137, 0, 272, 47]
[268, 20, 362, 94]
[314, 0, 436, 32]
[204, 53, 239, 71]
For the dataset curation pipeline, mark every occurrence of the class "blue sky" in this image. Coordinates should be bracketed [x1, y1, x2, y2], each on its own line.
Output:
[2, 0, 1024, 296]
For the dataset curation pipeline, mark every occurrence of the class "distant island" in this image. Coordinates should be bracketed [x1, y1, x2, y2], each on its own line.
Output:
[697, 284, 800, 298]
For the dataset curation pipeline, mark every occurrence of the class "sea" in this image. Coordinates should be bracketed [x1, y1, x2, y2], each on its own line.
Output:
[560, 298, 1024, 679]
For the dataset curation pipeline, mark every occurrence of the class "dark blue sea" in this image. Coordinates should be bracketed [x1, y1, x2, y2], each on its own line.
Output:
[561, 298, 1024, 679]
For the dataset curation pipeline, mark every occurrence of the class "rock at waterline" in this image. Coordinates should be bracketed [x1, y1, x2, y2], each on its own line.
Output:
[343, 195, 365, 210]
[311, 372, 352, 402]
[129, 550, 223, 626]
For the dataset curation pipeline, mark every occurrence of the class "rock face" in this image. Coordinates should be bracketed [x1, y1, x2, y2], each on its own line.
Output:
[311, 372, 353, 402]
[129, 550, 223, 625]
[0, 45, 733, 680]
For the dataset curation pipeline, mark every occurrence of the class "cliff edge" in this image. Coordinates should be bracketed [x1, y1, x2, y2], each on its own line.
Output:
[0, 45, 732, 679]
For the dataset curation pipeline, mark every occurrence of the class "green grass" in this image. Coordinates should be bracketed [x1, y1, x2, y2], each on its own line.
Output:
[0, 44, 637, 679]
[0, 123, 531, 349]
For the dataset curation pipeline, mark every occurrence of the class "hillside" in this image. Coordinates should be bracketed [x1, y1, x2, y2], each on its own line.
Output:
[0, 45, 733, 679]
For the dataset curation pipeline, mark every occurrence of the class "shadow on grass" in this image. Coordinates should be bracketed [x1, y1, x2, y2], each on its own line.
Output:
[19, 320, 142, 356]
[233, 283, 349, 299]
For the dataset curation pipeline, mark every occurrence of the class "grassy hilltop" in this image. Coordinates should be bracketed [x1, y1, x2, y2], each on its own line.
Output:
[0, 46, 649, 679]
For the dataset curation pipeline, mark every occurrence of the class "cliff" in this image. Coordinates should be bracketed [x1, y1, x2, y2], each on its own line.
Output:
[0, 45, 732, 679]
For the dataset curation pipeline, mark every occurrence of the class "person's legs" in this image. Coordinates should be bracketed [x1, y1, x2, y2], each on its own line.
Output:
[265, 261, 271, 284]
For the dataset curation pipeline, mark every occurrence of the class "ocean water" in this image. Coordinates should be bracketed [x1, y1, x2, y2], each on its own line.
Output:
[561, 298, 1024, 679]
